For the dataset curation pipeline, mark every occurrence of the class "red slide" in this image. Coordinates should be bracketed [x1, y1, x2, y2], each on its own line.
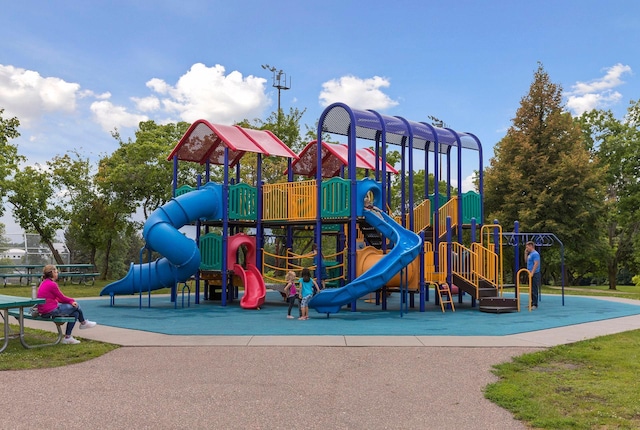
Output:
[227, 233, 266, 310]
[234, 263, 266, 309]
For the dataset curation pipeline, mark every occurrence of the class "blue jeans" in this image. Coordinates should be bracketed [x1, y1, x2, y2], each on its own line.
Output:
[531, 272, 541, 307]
[42, 303, 85, 336]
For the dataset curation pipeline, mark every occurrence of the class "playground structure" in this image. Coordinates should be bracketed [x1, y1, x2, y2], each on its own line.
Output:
[102, 102, 556, 314]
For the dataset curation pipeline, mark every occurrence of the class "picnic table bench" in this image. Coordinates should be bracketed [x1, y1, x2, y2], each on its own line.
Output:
[1, 273, 42, 287]
[0, 264, 44, 287]
[0, 264, 100, 287]
[57, 264, 100, 286]
[7, 310, 76, 348]
[58, 272, 101, 286]
[0, 294, 50, 352]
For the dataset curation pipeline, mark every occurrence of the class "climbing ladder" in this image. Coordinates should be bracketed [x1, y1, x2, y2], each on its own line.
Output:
[436, 283, 456, 313]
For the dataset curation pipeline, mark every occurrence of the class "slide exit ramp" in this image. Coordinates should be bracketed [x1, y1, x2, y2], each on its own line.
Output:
[308, 210, 422, 314]
[233, 263, 266, 309]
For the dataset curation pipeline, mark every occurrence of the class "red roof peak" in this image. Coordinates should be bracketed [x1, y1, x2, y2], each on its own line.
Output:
[168, 120, 298, 166]
[288, 140, 398, 178]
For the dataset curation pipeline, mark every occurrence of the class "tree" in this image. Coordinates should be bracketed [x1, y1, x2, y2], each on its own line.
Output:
[0, 108, 23, 217]
[388, 168, 452, 215]
[259, 107, 307, 153]
[483, 63, 606, 284]
[89, 121, 196, 277]
[578, 100, 640, 288]
[0, 223, 10, 251]
[6, 165, 67, 264]
[108, 121, 194, 218]
[49, 152, 106, 271]
[92, 165, 139, 279]
[236, 108, 306, 185]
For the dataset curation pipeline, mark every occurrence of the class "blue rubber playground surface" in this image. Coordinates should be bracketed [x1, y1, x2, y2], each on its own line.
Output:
[78, 290, 640, 337]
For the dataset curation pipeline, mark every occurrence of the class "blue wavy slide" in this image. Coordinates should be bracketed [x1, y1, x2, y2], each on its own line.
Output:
[100, 182, 222, 296]
[308, 209, 422, 314]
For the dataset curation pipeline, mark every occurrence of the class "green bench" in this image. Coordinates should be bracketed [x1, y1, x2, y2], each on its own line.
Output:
[1, 273, 41, 287]
[0, 271, 99, 287]
[8, 310, 76, 348]
[59, 272, 100, 286]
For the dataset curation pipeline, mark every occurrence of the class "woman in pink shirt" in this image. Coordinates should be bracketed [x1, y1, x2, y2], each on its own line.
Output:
[37, 264, 97, 344]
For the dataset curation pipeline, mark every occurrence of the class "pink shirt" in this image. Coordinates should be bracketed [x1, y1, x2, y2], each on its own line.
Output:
[286, 282, 297, 297]
[36, 278, 74, 314]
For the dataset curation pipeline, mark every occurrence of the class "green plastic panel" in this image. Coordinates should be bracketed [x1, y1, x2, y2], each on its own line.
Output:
[228, 183, 257, 221]
[461, 191, 481, 224]
[175, 184, 195, 196]
[321, 177, 350, 218]
[199, 232, 222, 271]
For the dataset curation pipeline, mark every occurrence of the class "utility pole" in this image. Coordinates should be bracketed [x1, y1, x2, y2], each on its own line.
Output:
[427, 115, 445, 129]
[428, 115, 447, 184]
[261, 64, 291, 126]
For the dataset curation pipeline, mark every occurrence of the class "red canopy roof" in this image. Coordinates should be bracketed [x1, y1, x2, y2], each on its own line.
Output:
[167, 120, 298, 166]
[289, 140, 399, 178]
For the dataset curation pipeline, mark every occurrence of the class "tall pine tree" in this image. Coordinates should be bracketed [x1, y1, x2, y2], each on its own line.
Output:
[484, 63, 606, 282]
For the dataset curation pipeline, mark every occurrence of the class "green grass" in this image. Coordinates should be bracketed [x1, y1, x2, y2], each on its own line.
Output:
[1, 278, 171, 371]
[493, 283, 640, 428]
[0, 326, 119, 370]
[543, 284, 640, 300]
[485, 330, 640, 429]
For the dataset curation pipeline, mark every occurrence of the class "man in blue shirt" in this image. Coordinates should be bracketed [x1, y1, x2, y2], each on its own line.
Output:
[525, 241, 541, 309]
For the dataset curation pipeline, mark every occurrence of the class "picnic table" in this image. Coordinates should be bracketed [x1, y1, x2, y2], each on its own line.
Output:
[57, 264, 100, 285]
[0, 264, 100, 287]
[0, 264, 44, 287]
[0, 294, 45, 353]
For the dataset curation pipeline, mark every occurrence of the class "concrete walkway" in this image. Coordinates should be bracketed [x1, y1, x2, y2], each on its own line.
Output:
[16, 312, 640, 348]
[2, 295, 640, 430]
[19, 295, 640, 348]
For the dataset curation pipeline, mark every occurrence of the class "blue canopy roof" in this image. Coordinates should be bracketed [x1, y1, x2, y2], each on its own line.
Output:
[319, 103, 481, 154]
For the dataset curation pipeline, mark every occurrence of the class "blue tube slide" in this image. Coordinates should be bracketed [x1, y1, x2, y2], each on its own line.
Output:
[308, 209, 422, 314]
[100, 182, 223, 296]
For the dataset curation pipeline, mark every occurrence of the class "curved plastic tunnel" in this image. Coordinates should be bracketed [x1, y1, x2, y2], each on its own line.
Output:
[100, 182, 222, 296]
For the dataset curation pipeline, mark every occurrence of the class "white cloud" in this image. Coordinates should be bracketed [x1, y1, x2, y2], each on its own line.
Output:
[90, 100, 148, 132]
[89, 63, 271, 131]
[1, 62, 275, 143]
[132, 95, 161, 112]
[571, 63, 631, 94]
[450, 173, 477, 193]
[319, 75, 399, 110]
[79, 89, 111, 100]
[145, 63, 269, 124]
[0, 62, 278, 234]
[0, 64, 81, 126]
[565, 63, 632, 116]
[146, 78, 170, 94]
[461, 173, 476, 193]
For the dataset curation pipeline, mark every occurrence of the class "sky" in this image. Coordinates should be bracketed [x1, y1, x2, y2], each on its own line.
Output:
[1, 0, 639, 235]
